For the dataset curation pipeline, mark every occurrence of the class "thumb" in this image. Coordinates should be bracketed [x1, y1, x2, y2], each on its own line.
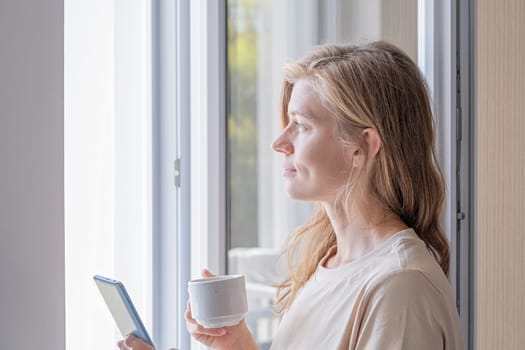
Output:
[201, 268, 216, 278]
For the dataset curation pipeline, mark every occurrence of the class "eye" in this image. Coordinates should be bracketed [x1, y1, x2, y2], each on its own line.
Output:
[293, 120, 306, 130]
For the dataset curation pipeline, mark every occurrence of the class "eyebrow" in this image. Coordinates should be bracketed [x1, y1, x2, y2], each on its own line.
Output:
[287, 109, 316, 120]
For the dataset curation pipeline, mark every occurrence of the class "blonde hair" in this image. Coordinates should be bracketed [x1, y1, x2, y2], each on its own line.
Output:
[275, 41, 448, 313]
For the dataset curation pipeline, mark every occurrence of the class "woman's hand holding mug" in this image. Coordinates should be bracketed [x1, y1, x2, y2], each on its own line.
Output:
[185, 269, 258, 350]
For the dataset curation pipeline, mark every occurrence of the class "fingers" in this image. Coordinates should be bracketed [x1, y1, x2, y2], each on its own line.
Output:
[118, 334, 154, 350]
[185, 300, 226, 337]
[117, 337, 131, 350]
[201, 269, 215, 278]
[185, 269, 223, 341]
[186, 299, 192, 315]
[188, 321, 227, 336]
[124, 334, 138, 349]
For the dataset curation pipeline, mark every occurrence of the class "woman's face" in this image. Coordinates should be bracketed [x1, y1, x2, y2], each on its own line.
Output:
[272, 79, 354, 202]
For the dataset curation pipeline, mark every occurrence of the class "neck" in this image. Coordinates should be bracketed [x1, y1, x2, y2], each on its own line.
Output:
[322, 199, 407, 268]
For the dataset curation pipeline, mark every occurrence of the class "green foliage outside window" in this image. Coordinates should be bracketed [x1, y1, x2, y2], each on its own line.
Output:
[227, 0, 260, 248]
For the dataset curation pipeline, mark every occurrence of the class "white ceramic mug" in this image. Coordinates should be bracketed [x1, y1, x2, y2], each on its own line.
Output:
[188, 274, 248, 328]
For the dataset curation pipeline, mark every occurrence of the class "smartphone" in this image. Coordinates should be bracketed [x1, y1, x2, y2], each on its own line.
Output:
[93, 275, 154, 347]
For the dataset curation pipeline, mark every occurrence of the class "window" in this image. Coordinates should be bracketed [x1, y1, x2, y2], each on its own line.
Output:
[65, 1, 153, 349]
[65, 1, 468, 349]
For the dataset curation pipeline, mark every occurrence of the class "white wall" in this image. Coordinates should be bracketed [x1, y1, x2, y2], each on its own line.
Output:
[0, 1, 65, 349]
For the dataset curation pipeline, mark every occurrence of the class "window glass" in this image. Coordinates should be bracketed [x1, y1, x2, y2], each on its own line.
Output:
[65, 1, 152, 349]
[226, 0, 424, 347]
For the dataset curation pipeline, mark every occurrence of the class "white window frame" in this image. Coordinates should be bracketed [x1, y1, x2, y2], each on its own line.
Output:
[151, 0, 194, 349]
[189, 0, 227, 348]
[189, 0, 228, 278]
[152, 1, 231, 349]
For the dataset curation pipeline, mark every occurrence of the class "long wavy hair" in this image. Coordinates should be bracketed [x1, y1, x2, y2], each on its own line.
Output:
[275, 41, 448, 313]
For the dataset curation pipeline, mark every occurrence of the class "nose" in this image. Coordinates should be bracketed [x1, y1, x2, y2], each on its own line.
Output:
[271, 130, 293, 154]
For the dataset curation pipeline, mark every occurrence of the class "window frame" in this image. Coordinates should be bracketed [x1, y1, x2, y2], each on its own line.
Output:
[432, 0, 474, 347]
[188, 0, 228, 348]
[151, 0, 193, 349]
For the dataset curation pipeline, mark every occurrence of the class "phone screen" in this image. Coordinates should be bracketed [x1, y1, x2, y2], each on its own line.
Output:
[93, 275, 154, 346]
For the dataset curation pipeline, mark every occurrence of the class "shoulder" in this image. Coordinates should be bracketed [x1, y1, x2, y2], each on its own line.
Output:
[360, 265, 459, 330]
[366, 269, 442, 303]
[354, 269, 463, 349]
[359, 268, 453, 332]
[362, 230, 455, 308]
[366, 229, 451, 294]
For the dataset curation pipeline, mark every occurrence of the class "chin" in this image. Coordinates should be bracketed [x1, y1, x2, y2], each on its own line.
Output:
[285, 186, 317, 202]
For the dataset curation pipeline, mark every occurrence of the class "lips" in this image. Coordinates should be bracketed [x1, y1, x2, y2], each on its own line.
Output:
[282, 167, 297, 177]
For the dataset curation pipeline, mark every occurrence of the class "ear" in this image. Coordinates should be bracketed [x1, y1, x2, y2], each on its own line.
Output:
[362, 128, 382, 161]
[348, 128, 382, 169]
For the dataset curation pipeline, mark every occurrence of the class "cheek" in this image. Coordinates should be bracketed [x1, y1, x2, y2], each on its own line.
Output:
[294, 143, 325, 171]
[301, 144, 349, 178]
[326, 146, 352, 178]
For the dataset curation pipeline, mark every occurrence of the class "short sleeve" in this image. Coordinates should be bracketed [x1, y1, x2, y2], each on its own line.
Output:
[354, 270, 446, 350]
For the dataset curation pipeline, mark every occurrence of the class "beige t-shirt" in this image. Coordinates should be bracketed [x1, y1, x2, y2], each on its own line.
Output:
[270, 228, 464, 350]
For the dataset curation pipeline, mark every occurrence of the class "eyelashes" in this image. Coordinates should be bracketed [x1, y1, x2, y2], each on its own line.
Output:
[293, 120, 305, 130]
[291, 117, 312, 132]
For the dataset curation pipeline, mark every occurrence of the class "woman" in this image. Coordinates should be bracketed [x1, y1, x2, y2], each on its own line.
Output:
[119, 41, 463, 350]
